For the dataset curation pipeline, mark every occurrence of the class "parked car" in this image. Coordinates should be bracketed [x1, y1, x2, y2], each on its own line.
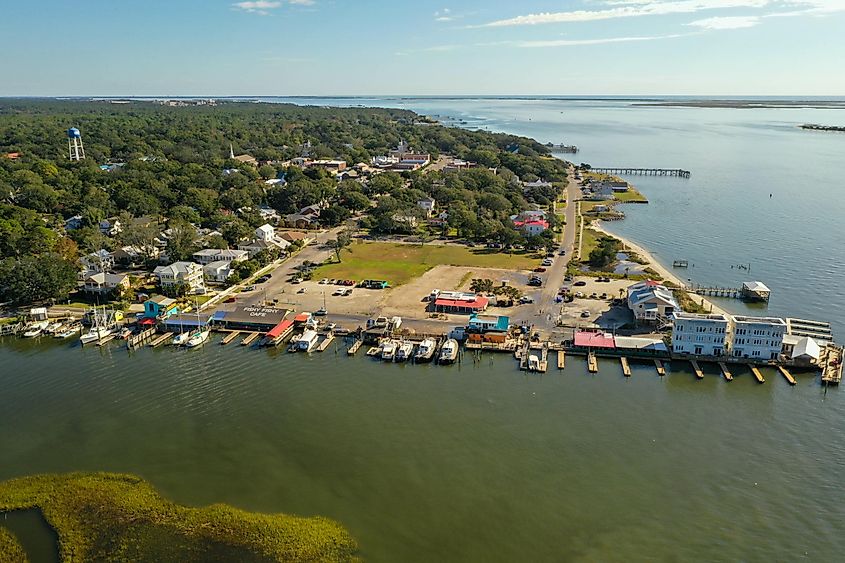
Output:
[533, 267, 547, 273]
[520, 296, 534, 304]
[319, 278, 329, 284]
[291, 278, 302, 284]
[297, 288, 307, 294]
[343, 279, 355, 286]
[581, 311, 591, 318]
[528, 277, 542, 287]
[564, 276, 573, 282]
[559, 249, 567, 256]
[542, 260, 553, 267]
[224, 297, 237, 303]
[314, 308, 327, 316]
[574, 280, 587, 287]
[575, 292, 585, 298]
[243, 285, 256, 291]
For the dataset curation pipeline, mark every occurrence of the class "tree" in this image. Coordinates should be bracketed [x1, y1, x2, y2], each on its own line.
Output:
[0, 254, 78, 303]
[328, 229, 352, 262]
[120, 220, 160, 261]
[165, 220, 198, 262]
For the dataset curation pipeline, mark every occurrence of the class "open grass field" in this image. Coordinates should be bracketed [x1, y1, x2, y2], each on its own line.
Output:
[0, 472, 359, 563]
[315, 241, 541, 286]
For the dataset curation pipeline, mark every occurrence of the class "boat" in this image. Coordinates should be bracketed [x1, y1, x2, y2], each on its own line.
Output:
[395, 341, 414, 362]
[44, 322, 65, 335]
[80, 306, 120, 345]
[414, 338, 437, 363]
[438, 339, 459, 364]
[120, 327, 133, 339]
[55, 324, 81, 338]
[80, 326, 116, 345]
[172, 332, 191, 346]
[527, 354, 541, 372]
[295, 329, 319, 352]
[22, 321, 49, 337]
[380, 340, 397, 361]
[185, 327, 210, 348]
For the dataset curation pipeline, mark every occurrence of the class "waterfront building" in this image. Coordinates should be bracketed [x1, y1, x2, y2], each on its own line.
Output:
[573, 331, 616, 349]
[82, 272, 130, 295]
[740, 281, 771, 302]
[430, 291, 489, 315]
[785, 317, 834, 344]
[728, 316, 786, 360]
[142, 295, 178, 320]
[211, 306, 290, 332]
[192, 248, 248, 266]
[671, 312, 730, 356]
[781, 334, 823, 364]
[153, 262, 205, 294]
[467, 314, 510, 334]
[626, 281, 679, 323]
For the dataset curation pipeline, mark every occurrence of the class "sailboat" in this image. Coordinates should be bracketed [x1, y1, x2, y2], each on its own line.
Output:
[80, 306, 117, 345]
[184, 296, 210, 349]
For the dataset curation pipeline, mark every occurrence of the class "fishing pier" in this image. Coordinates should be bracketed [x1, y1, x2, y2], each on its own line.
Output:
[688, 281, 771, 302]
[589, 167, 691, 178]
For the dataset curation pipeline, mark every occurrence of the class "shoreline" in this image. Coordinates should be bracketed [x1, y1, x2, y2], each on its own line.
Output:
[590, 220, 730, 317]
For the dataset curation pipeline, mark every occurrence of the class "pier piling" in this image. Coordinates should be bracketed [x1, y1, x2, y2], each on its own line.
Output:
[718, 362, 733, 382]
[620, 357, 631, 377]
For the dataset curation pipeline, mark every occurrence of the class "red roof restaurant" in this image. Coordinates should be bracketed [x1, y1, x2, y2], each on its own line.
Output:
[432, 295, 489, 315]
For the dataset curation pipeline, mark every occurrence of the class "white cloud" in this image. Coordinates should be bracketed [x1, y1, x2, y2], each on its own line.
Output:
[686, 15, 761, 27]
[233, 0, 313, 15]
[434, 7, 458, 21]
[515, 33, 690, 47]
[476, 1, 770, 27]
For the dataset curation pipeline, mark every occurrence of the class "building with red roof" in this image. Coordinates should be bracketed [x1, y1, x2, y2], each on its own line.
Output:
[573, 331, 616, 349]
[432, 295, 489, 315]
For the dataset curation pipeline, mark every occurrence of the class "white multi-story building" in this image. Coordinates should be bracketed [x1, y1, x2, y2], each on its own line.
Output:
[154, 261, 205, 294]
[728, 316, 786, 361]
[626, 281, 679, 322]
[192, 248, 248, 265]
[671, 312, 730, 356]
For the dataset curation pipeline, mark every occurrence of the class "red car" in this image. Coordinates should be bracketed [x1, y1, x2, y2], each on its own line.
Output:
[533, 267, 547, 273]
[224, 297, 237, 303]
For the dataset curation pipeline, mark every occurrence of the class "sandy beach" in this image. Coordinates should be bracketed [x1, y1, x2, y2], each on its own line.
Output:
[590, 220, 730, 316]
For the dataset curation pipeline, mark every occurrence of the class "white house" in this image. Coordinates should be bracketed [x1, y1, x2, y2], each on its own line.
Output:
[417, 196, 436, 218]
[80, 250, 115, 275]
[192, 248, 248, 265]
[82, 272, 130, 295]
[522, 179, 553, 191]
[627, 281, 679, 322]
[782, 334, 823, 364]
[671, 312, 730, 356]
[237, 224, 291, 258]
[202, 261, 237, 284]
[728, 316, 786, 361]
[154, 261, 205, 294]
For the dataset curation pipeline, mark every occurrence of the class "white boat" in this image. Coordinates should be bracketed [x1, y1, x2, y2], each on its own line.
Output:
[44, 322, 65, 335]
[395, 341, 414, 362]
[172, 332, 191, 346]
[22, 321, 49, 338]
[80, 326, 115, 345]
[414, 338, 437, 362]
[295, 329, 319, 352]
[438, 339, 459, 364]
[185, 327, 211, 348]
[380, 340, 397, 361]
[80, 306, 120, 345]
[527, 354, 541, 372]
[55, 325, 81, 338]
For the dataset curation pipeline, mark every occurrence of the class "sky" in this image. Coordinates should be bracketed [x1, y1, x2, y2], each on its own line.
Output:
[2, 0, 845, 96]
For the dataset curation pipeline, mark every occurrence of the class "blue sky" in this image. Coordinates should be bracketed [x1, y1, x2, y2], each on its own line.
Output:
[2, 0, 844, 96]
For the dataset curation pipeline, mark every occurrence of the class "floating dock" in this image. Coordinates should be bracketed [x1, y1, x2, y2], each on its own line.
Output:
[620, 357, 631, 377]
[718, 362, 733, 381]
[149, 332, 172, 348]
[750, 366, 765, 384]
[221, 331, 241, 345]
[587, 352, 598, 373]
[316, 333, 334, 352]
[690, 360, 704, 380]
[241, 332, 260, 347]
[347, 339, 363, 355]
[820, 345, 843, 385]
[654, 359, 666, 376]
[777, 366, 796, 386]
[557, 350, 565, 369]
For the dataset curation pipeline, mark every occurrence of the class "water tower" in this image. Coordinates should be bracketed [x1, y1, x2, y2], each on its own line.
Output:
[67, 127, 85, 161]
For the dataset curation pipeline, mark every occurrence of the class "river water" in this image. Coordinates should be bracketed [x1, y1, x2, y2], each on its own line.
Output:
[3, 97, 845, 561]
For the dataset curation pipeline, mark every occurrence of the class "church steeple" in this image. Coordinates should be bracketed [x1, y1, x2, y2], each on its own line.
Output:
[229, 143, 235, 159]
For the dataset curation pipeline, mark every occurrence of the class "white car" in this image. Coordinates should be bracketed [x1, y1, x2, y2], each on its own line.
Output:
[542, 259, 553, 266]
[319, 278, 329, 284]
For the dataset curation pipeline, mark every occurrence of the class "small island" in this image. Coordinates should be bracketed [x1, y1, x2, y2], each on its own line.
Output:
[0, 472, 359, 562]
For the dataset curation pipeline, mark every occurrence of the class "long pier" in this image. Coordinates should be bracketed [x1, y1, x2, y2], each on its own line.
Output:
[589, 167, 691, 178]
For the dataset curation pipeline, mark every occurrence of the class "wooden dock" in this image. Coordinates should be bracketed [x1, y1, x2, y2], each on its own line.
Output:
[777, 366, 797, 386]
[557, 350, 565, 369]
[127, 327, 157, 350]
[241, 332, 260, 346]
[97, 334, 117, 346]
[221, 331, 241, 345]
[718, 362, 733, 382]
[750, 366, 765, 384]
[690, 360, 704, 380]
[587, 352, 598, 373]
[654, 359, 666, 376]
[347, 339, 363, 355]
[149, 332, 172, 348]
[820, 345, 843, 386]
[589, 167, 691, 178]
[620, 357, 631, 377]
[316, 333, 334, 352]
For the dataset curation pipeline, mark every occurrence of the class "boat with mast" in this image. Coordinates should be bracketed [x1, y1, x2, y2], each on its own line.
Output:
[80, 306, 118, 345]
[184, 297, 210, 349]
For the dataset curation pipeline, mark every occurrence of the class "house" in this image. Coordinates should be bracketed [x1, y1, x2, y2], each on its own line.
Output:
[728, 316, 786, 361]
[82, 272, 130, 295]
[279, 231, 311, 244]
[98, 218, 122, 236]
[237, 224, 291, 258]
[112, 245, 159, 266]
[740, 281, 771, 302]
[626, 280, 679, 322]
[417, 197, 436, 218]
[308, 159, 347, 172]
[154, 261, 205, 294]
[142, 295, 179, 320]
[391, 214, 419, 229]
[203, 261, 237, 284]
[467, 314, 510, 334]
[590, 182, 616, 198]
[444, 159, 477, 172]
[284, 214, 317, 229]
[192, 248, 248, 265]
[3, 152, 21, 160]
[258, 206, 281, 224]
[522, 179, 553, 191]
[513, 219, 549, 236]
[671, 312, 730, 356]
[81, 250, 115, 275]
[781, 335, 823, 364]
[430, 291, 489, 315]
[65, 215, 84, 231]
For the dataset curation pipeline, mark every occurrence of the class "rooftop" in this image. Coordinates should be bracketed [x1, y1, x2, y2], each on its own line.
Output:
[574, 331, 616, 349]
[733, 316, 786, 325]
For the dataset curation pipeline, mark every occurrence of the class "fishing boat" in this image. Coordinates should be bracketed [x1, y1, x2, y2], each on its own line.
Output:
[414, 338, 437, 363]
[80, 307, 119, 345]
[44, 321, 65, 335]
[22, 321, 49, 337]
[185, 326, 210, 348]
[55, 324, 81, 338]
[395, 341, 414, 362]
[438, 339, 459, 364]
[380, 340, 397, 361]
[295, 329, 319, 352]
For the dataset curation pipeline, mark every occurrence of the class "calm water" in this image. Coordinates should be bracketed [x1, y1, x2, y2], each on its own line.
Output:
[4, 97, 845, 561]
[1, 336, 843, 561]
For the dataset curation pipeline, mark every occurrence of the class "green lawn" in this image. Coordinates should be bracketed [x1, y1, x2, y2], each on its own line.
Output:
[580, 227, 603, 260]
[315, 241, 541, 286]
[615, 188, 649, 203]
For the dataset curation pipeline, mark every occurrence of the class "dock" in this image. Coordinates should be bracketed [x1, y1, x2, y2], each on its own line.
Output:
[557, 350, 565, 369]
[718, 362, 733, 381]
[777, 366, 796, 386]
[654, 359, 666, 376]
[127, 326, 157, 350]
[148, 332, 172, 348]
[241, 332, 260, 347]
[820, 345, 843, 386]
[690, 360, 704, 380]
[221, 331, 241, 345]
[587, 351, 598, 373]
[620, 357, 631, 377]
[750, 366, 765, 384]
[347, 339, 363, 355]
[366, 346, 380, 357]
[589, 167, 691, 178]
[97, 334, 117, 346]
[316, 333, 334, 352]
